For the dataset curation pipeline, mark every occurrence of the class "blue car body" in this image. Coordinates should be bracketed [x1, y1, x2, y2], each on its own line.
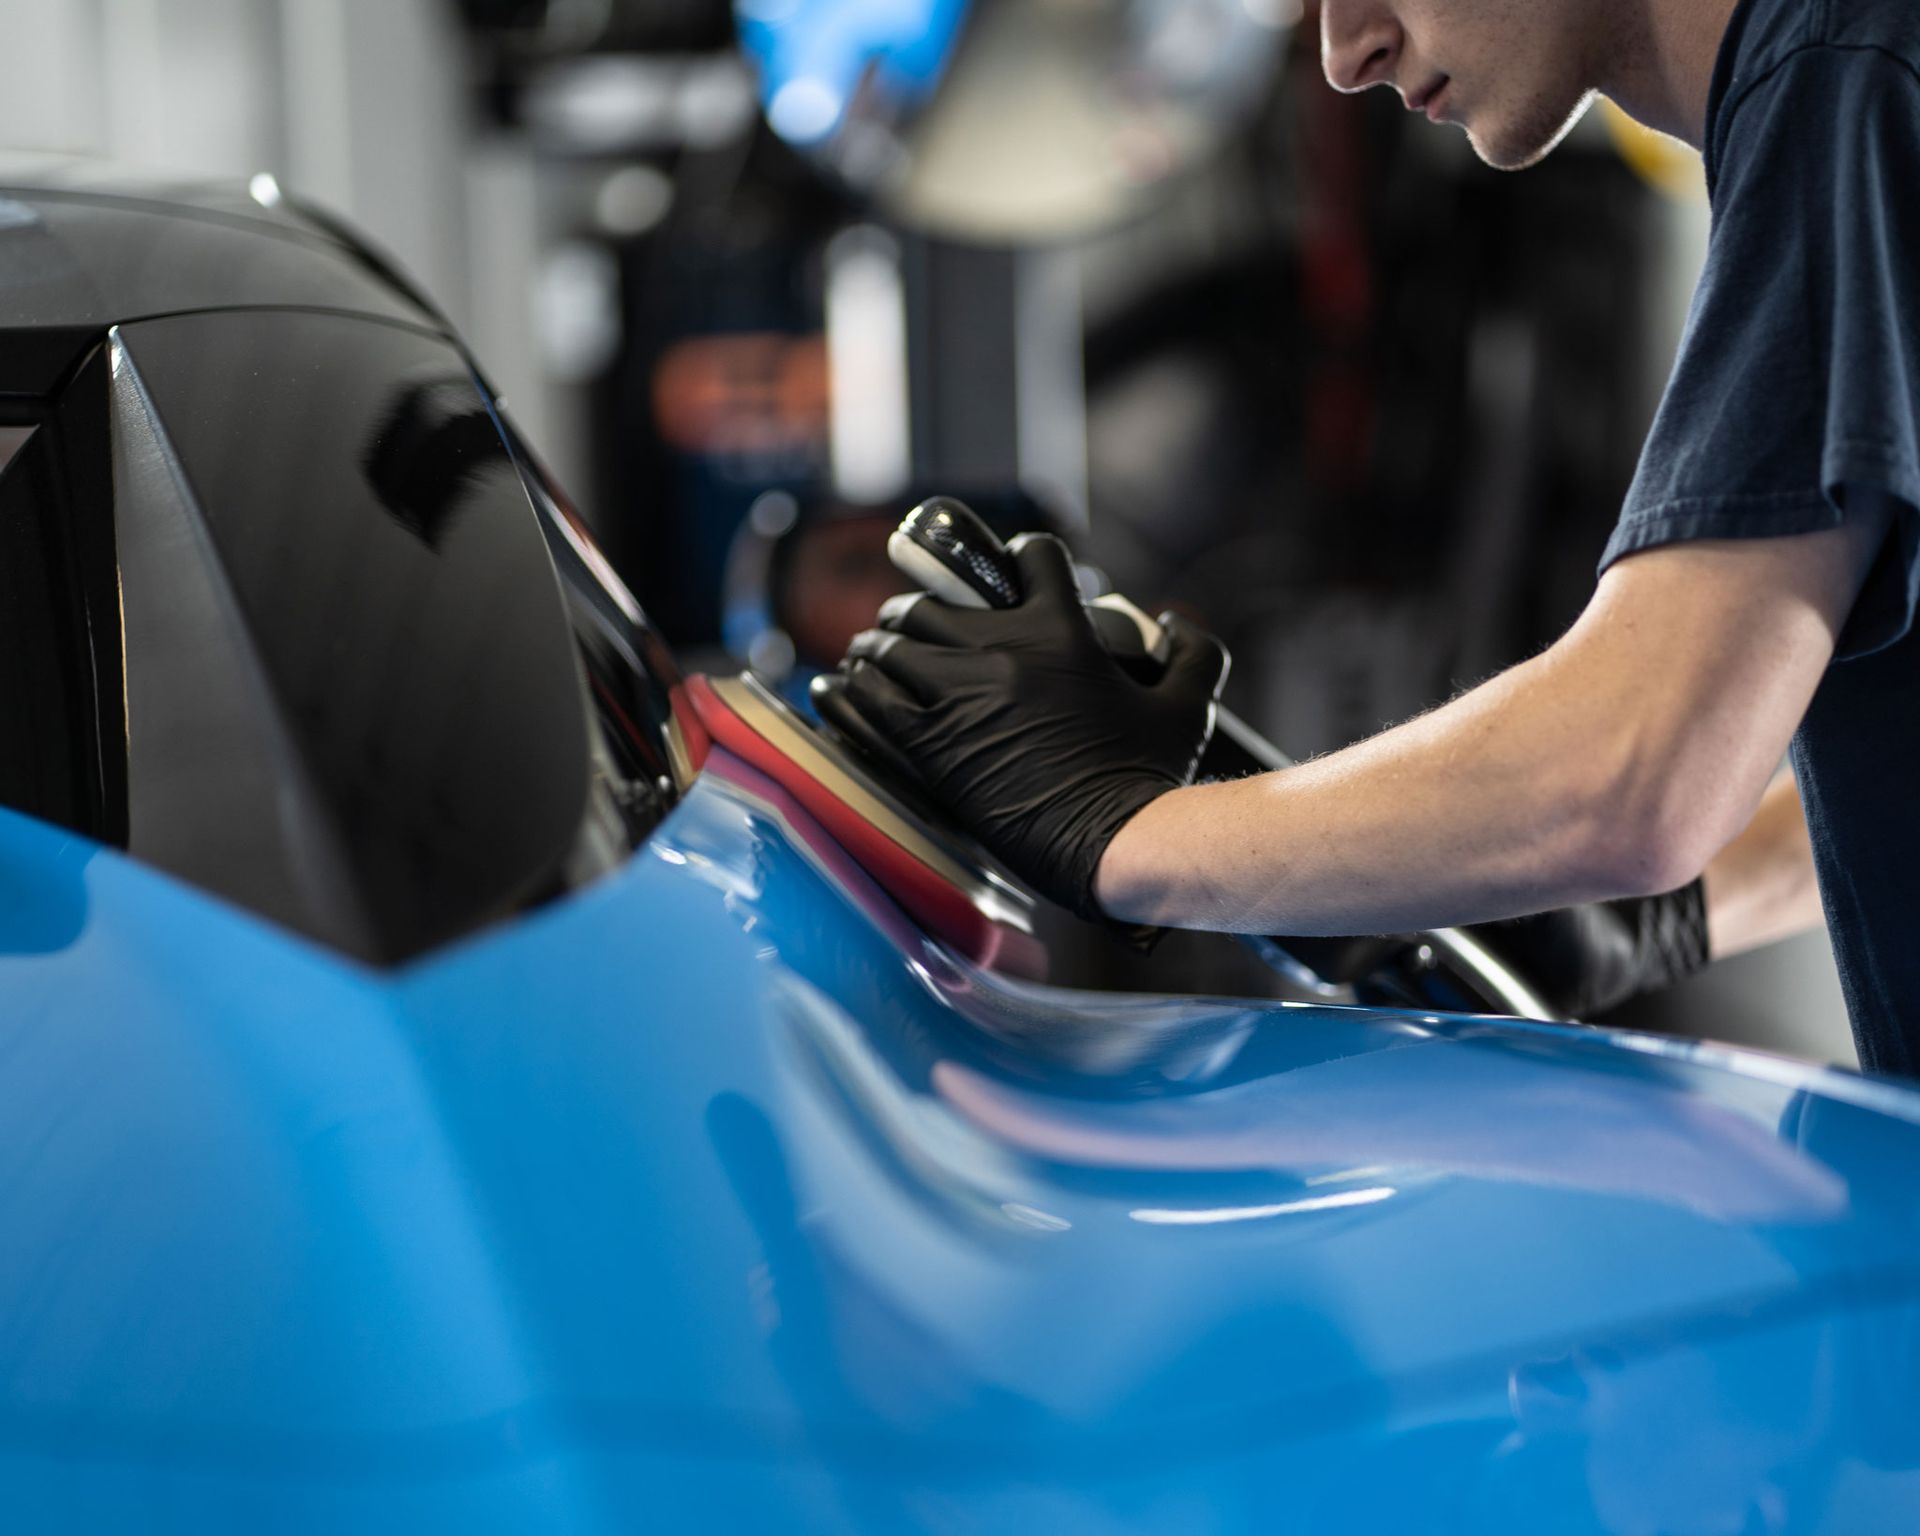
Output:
[7, 759, 1920, 1531]
[2, 162, 1918, 1532]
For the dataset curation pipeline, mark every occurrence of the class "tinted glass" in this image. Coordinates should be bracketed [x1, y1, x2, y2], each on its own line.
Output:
[0, 422, 99, 835]
[0, 425, 31, 472]
[502, 422, 687, 784]
[111, 309, 604, 962]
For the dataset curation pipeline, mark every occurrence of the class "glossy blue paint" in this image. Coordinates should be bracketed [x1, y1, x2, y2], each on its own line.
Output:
[2, 766, 1919, 1532]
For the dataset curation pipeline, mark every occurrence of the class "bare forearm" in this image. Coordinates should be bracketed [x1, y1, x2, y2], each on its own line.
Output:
[1702, 770, 1823, 956]
[1094, 530, 1862, 939]
[1094, 649, 1633, 935]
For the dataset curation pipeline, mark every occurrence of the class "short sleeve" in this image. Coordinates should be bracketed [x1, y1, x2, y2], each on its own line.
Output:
[1601, 46, 1920, 656]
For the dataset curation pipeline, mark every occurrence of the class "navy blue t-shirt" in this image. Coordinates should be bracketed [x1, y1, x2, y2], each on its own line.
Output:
[1598, 0, 1920, 1076]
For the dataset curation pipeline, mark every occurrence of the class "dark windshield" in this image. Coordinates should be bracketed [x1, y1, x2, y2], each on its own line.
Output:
[54, 307, 684, 963]
[0, 419, 104, 840]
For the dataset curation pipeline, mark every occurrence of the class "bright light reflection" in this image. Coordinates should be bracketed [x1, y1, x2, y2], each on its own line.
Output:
[248, 173, 282, 207]
[826, 226, 910, 502]
[1305, 1165, 1392, 1187]
[1130, 1187, 1396, 1226]
[1001, 1202, 1071, 1232]
[654, 847, 689, 865]
[768, 76, 843, 142]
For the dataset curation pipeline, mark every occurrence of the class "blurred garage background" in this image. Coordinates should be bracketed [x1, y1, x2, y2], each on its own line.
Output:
[0, 0, 1852, 1065]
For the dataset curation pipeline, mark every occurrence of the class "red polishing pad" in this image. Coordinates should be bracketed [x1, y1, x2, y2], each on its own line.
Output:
[686, 673, 1043, 975]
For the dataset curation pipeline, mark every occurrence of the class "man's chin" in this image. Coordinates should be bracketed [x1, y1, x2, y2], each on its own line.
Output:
[1465, 127, 1556, 172]
[1464, 92, 1597, 171]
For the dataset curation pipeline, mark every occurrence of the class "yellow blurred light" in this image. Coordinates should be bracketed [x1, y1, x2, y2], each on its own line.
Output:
[1601, 100, 1706, 202]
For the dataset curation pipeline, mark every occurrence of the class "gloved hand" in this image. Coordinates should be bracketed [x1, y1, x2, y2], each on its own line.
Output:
[837, 534, 1229, 921]
[1469, 879, 1711, 1019]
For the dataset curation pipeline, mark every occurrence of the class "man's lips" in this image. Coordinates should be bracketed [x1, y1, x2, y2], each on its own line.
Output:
[1407, 76, 1451, 120]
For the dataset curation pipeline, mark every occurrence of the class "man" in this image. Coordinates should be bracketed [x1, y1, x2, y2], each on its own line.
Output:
[839, 0, 1920, 1076]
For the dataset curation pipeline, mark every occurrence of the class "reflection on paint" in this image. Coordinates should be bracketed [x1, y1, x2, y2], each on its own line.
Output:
[1131, 1187, 1397, 1225]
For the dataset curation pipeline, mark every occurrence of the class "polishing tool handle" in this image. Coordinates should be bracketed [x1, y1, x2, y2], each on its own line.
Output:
[887, 496, 1020, 611]
[888, 496, 1172, 668]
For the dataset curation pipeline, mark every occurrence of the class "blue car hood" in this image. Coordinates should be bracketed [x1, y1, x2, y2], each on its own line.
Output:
[2, 763, 1917, 1532]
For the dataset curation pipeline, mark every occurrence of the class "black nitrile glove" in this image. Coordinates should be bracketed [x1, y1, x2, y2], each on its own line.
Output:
[838, 534, 1229, 922]
[1470, 878, 1711, 1020]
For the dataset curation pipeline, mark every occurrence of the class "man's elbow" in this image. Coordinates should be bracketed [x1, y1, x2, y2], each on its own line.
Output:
[1582, 821, 1709, 901]
[1572, 755, 1752, 901]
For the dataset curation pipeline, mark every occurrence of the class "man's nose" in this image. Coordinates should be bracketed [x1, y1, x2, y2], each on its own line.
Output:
[1321, 1, 1404, 94]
